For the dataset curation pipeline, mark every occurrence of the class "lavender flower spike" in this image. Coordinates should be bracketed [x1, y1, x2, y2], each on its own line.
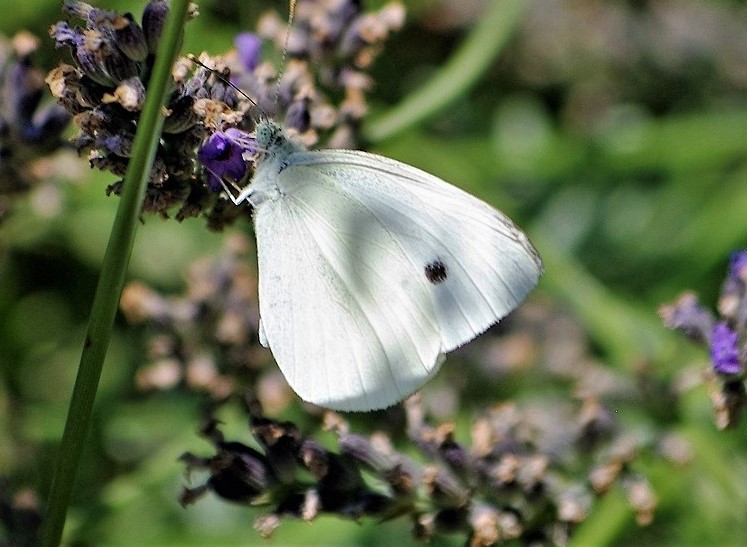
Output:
[710, 322, 743, 376]
[235, 33, 262, 72]
[197, 128, 255, 192]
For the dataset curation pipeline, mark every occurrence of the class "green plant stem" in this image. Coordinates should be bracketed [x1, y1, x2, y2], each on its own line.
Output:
[567, 487, 631, 547]
[41, 2, 191, 545]
[363, 0, 527, 143]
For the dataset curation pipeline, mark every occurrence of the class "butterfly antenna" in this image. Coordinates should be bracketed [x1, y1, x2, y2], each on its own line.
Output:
[187, 53, 265, 119]
[272, 0, 297, 105]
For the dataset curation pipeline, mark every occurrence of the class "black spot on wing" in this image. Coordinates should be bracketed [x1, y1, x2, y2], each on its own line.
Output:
[424, 259, 448, 284]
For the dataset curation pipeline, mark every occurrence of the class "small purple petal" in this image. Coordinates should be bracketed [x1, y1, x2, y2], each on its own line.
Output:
[235, 32, 262, 71]
[49, 21, 80, 49]
[202, 173, 221, 193]
[101, 134, 133, 157]
[224, 127, 258, 156]
[284, 98, 311, 133]
[729, 250, 747, 282]
[197, 129, 255, 192]
[710, 322, 743, 376]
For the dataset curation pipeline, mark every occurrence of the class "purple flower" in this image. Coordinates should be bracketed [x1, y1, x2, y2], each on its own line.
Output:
[710, 322, 743, 376]
[729, 250, 747, 282]
[197, 128, 255, 192]
[235, 33, 262, 71]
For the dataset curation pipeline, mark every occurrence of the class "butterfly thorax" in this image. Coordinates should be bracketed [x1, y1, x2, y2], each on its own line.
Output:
[249, 119, 307, 206]
[255, 119, 305, 159]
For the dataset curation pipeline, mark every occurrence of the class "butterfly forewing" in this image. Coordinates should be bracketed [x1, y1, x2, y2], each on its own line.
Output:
[282, 150, 542, 351]
[252, 146, 541, 411]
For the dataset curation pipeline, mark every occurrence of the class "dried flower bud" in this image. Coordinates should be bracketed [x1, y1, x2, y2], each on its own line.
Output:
[338, 432, 394, 473]
[468, 504, 501, 547]
[589, 461, 622, 494]
[623, 476, 657, 526]
[437, 431, 471, 477]
[423, 465, 469, 508]
[301, 489, 321, 521]
[74, 32, 115, 86]
[251, 417, 301, 484]
[49, 21, 78, 49]
[300, 439, 331, 479]
[657, 433, 693, 466]
[284, 96, 312, 133]
[709, 377, 746, 429]
[719, 250, 747, 318]
[113, 13, 149, 62]
[100, 134, 133, 157]
[556, 487, 592, 523]
[253, 513, 281, 538]
[104, 52, 140, 84]
[62, 0, 111, 24]
[162, 94, 198, 133]
[102, 76, 145, 111]
[492, 454, 521, 485]
[516, 455, 548, 492]
[141, 0, 169, 54]
[659, 292, 714, 343]
[135, 358, 182, 390]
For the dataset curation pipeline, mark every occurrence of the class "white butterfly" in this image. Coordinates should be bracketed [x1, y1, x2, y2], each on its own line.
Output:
[218, 119, 541, 411]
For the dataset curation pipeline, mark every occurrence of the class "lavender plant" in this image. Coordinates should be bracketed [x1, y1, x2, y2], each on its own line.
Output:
[177, 388, 662, 544]
[46, 0, 403, 229]
[117, 232, 679, 544]
[661, 251, 747, 429]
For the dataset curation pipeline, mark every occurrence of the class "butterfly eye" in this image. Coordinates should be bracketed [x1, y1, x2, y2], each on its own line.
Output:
[424, 260, 448, 285]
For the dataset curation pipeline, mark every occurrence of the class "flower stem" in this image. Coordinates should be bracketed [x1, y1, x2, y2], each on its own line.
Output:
[41, 2, 192, 545]
[363, 0, 527, 142]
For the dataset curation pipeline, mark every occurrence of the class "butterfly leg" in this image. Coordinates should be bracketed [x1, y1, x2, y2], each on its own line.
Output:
[218, 177, 255, 206]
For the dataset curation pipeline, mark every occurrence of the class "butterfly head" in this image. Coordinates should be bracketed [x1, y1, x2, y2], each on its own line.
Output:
[254, 119, 283, 150]
[254, 118, 305, 158]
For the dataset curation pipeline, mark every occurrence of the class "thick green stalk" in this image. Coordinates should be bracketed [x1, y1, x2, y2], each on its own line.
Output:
[363, 0, 527, 142]
[41, 1, 191, 545]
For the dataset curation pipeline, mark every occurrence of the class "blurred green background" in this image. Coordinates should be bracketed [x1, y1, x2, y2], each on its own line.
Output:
[3, 0, 747, 545]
